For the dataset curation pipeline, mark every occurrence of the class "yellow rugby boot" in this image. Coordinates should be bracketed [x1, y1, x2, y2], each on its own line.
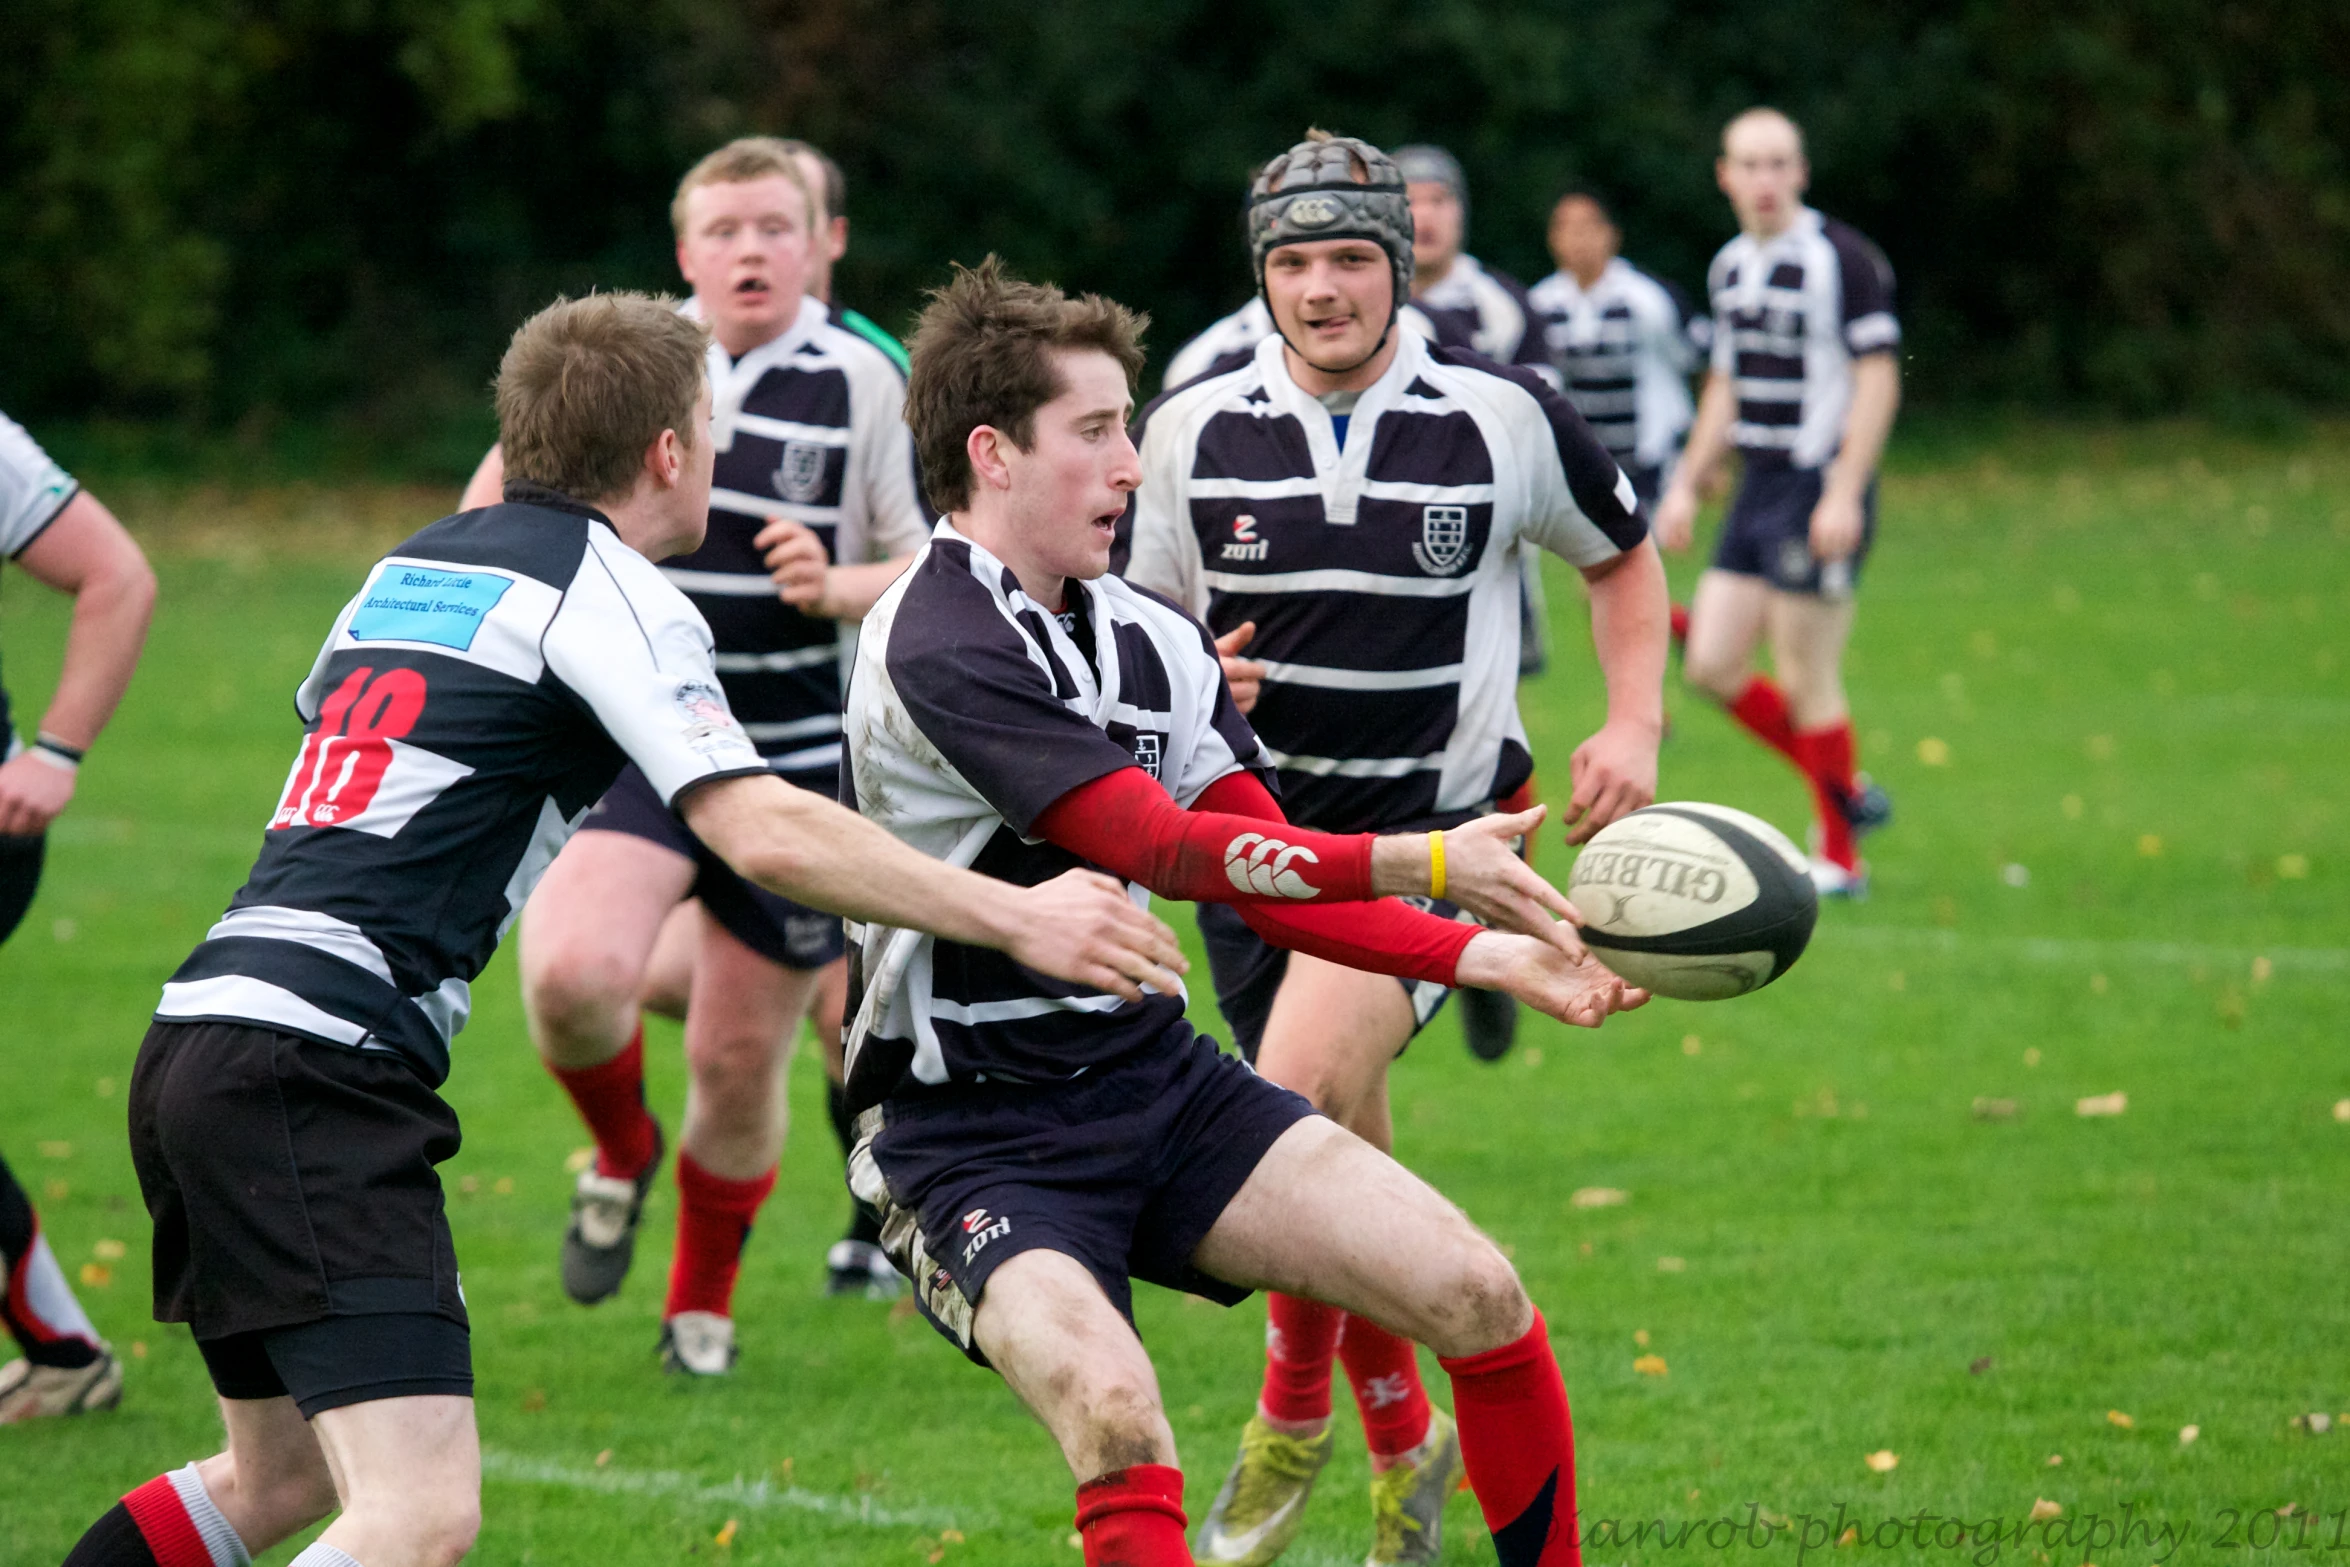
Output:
[1364, 1407, 1464, 1565]
[1194, 1413, 1335, 1565]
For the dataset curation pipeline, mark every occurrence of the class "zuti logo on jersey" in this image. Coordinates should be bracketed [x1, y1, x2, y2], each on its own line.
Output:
[1412, 505, 1471, 575]
[774, 440, 829, 505]
[1221, 513, 1269, 563]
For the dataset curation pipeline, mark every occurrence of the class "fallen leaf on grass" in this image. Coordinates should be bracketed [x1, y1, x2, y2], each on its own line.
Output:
[92, 1238, 126, 1260]
[2076, 1091, 2128, 1117]
[2252, 956, 2273, 983]
[2278, 854, 2309, 879]
[1634, 1329, 1650, 1347]
[1969, 1357, 1994, 1375]
[713, 1518, 737, 1548]
[2178, 1425, 2199, 1445]
[1571, 1187, 1628, 1209]
[2107, 1410, 2135, 1429]
[2046, 1454, 2063, 1466]
[1837, 1526, 1859, 1546]
[595, 1449, 613, 1467]
[1917, 737, 1950, 766]
[130, 1341, 147, 1359]
[1633, 1354, 1669, 1377]
[2030, 1499, 2063, 1521]
[521, 1388, 547, 1412]
[1066, 1532, 1083, 1549]
[1973, 1098, 2018, 1121]
[1865, 1450, 1899, 1473]
[2291, 1413, 2332, 1434]
[565, 1147, 595, 1174]
[43, 1179, 67, 1201]
[2138, 834, 2163, 858]
[38, 1141, 71, 1160]
[78, 1263, 111, 1288]
[1656, 1256, 1687, 1273]
[1682, 1034, 1702, 1055]
[2333, 1100, 2350, 1123]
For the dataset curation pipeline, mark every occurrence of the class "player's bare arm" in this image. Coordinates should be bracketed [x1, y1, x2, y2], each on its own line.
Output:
[0, 491, 156, 836]
[681, 772, 1184, 999]
[1563, 537, 1669, 843]
[1811, 352, 1900, 560]
[1656, 368, 1736, 551]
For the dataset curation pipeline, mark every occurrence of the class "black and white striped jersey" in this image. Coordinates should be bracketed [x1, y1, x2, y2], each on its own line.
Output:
[660, 295, 928, 789]
[1706, 207, 1900, 469]
[1161, 299, 1445, 393]
[0, 411, 81, 752]
[154, 490, 768, 1086]
[841, 522, 1269, 1105]
[1119, 330, 1645, 834]
[1528, 259, 1706, 472]
[1412, 253, 1548, 371]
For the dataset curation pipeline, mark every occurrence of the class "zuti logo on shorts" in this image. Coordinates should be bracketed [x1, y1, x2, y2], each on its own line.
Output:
[348, 566, 514, 653]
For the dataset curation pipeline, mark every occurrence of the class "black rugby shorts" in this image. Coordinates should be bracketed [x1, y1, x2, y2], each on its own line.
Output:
[579, 762, 845, 970]
[1711, 463, 1877, 597]
[849, 1027, 1318, 1366]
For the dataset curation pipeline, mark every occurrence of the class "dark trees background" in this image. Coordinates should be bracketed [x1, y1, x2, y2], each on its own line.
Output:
[4, 0, 2345, 452]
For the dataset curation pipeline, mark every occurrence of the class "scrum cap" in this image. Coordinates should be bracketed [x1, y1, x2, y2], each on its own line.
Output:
[1246, 132, 1414, 314]
[1393, 144, 1467, 210]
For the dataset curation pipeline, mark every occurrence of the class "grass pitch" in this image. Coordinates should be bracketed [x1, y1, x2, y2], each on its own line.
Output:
[4, 428, 2345, 1564]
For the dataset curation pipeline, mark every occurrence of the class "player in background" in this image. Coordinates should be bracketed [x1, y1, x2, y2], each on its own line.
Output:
[460, 139, 929, 1367]
[777, 139, 909, 372]
[59, 292, 1180, 1567]
[1652, 108, 1898, 897]
[1529, 190, 1707, 513]
[848, 256, 1644, 1567]
[0, 413, 155, 1423]
[1121, 132, 1668, 1565]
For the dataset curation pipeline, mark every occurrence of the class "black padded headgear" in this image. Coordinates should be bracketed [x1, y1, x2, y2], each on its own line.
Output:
[1245, 133, 1414, 322]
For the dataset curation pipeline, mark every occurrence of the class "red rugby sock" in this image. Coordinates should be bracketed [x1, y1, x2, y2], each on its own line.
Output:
[550, 1025, 660, 1181]
[1439, 1311, 1580, 1566]
[1075, 1464, 1190, 1566]
[1726, 677, 1802, 764]
[1668, 601, 1691, 645]
[664, 1154, 776, 1319]
[1258, 1292, 1342, 1424]
[82, 1470, 242, 1567]
[1792, 721, 1858, 869]
[1337, 1315, 1433, 1458]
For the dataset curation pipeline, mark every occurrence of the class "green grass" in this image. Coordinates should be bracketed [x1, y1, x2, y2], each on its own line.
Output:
[4, 425, 2346, 1564]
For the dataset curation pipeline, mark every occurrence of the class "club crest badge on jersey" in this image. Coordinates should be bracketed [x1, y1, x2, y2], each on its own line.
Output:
[1412, 505, 1471, 575]
[774, 440, 828, 505]
[1132, 732, 1163, 780]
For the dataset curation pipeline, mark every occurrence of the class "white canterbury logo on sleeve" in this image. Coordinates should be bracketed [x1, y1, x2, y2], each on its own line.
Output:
[1224, 833, 1323, 899]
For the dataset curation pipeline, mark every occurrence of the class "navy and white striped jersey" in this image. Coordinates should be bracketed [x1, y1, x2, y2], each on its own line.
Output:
[660, 295, 928, 788]
[1161, 299, 1444, 393]
[1119, 330, 1645, 833]
[841, 522, 1270, 1105]
[0, 411, 82, 751]
[1529, 259, 1706, 472]
[1706, 207, 1900, 469]
[1412, 254, 1548, 371]
[154, 490, 768, 1086]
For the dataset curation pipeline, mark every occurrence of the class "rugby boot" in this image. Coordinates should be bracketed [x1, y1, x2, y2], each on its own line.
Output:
[0, 1345, 122, 1423]
[825, 1238, 902, 1300]
[560, 1119, 664, 1305]
[1807, 856, 1869, 901]
[1457, 985, 1519, 1063]
[1195, 1413, 1334, 1565]
[1841, 773, 1894, 841]
[659, 1310, 738, 1376]
[1364, 1408, 1464, 1566]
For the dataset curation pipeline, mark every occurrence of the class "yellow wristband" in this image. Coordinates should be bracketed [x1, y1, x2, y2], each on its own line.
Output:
[1428, 830, 1446, 901]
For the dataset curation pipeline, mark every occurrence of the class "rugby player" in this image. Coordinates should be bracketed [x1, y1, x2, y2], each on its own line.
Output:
[1528, 190, 1707, 513]
[1393, 146, 1546, 374]
[1119, 132, 1668, 1564]
[0, 412, 155, 1423]
[848, 254, 1641, 1567]
[60, 292, 1179, 1567]
[1653, 108, 1898, 897]
[463, 138, 930, 1350]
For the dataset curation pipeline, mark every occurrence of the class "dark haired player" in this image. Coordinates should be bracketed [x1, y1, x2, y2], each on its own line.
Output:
[0, 411, 155, 1422]
[1119, 132, 1668, 1564]
[848, 254, 1642, 1567]
[59, 292, 1178, 1567]
[1653, 108, 1898, 897]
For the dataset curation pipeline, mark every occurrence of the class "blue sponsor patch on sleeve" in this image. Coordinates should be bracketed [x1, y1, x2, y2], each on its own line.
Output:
[348, 565, 515, 652]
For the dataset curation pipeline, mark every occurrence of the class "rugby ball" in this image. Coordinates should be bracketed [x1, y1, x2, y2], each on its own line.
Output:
[1567, 803, 1817, 1001]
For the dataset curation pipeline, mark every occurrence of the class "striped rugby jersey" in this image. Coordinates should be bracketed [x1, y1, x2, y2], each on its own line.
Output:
[1412, 253, 1548, 371]
[1119, 329, 1645, 834]
[154, 490, 767, 1085]
[661, 295, 928, 789]
[0, 410, 82, 752]
[841, 522, 1269, 1105]
[1529, 258, 1706, 472]
[1706, 206, 1900, 469]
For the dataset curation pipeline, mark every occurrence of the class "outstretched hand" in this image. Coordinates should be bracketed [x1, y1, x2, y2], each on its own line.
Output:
[1414, 806, 1587, 958]
[1003, 868, 1189, 1002]
[1456, 931, 1649, 1029]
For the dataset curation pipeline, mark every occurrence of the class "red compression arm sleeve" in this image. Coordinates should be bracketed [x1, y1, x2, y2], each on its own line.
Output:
[1032, 766, 1375, 903]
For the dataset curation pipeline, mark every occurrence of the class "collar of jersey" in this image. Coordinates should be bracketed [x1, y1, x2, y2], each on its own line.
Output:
[1254, 325, 1427, 526]
[705, 295, 827, 450]
[934, 519, 1124, 721]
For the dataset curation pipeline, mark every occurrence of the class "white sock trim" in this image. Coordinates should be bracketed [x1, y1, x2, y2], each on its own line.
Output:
[287, 1543, 366, 1567]
[167, 1464, 253, 1567]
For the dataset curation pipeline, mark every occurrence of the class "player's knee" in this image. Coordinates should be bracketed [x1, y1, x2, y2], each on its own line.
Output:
[265, 1462, 341, 1535]
[1075, 1379, 1173, 1472]
[1681, 644, 1746, 702]
[1424, 1240, 1532, 1358]
[411, 1486, 483, 1567]
[521, 942, 637, 1041]
[683, 1023, 783, 1090]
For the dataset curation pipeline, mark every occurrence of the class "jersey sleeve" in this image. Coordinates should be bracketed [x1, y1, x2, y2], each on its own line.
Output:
[1829, 222, 1901, 356]
[845, 351, 933, 561]
[1115, 405, 1210, 614]
[1706, 244, 1739, 378]
[881, 566, 1143, 836]
[543, 532, 768, 806]
[0, 412, 81, 558]
[1488, 360, 1650, 566]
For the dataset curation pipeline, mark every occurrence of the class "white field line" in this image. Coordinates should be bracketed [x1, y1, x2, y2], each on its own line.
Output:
[480, 1449, 986, 1533]
[1835, 924, 2350, 973]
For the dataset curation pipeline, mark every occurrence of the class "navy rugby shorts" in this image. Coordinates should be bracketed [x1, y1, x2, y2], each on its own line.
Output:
[128, 1020, 473, 1415]
[1196, 896, 1473, 1064]
[848, 1027, 1318, 1366]
[1711, 462, 1877, 598]
[579, 762, 845, 971]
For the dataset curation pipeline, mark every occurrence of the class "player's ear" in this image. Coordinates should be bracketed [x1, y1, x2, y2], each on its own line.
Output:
[966, 424, 1013, 493]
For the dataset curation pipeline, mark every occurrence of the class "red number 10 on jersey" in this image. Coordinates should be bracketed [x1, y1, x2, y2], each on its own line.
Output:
[272, 666, 429, 830]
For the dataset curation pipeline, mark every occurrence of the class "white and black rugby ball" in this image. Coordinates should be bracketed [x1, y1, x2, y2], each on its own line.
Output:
[1568, 803, 1817, 1001]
